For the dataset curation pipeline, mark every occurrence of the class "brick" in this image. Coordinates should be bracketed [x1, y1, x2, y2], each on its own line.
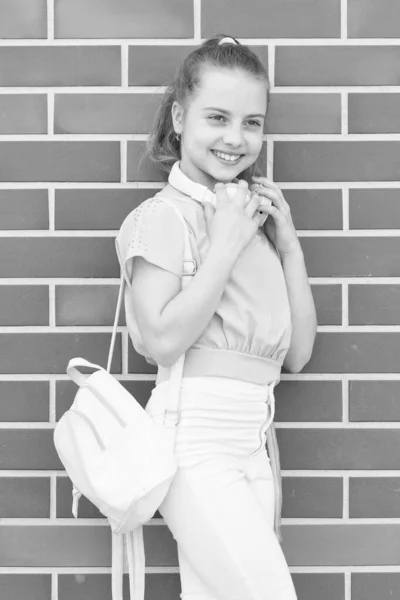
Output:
[59, 573, 181, 600]
[54, 94, 162, 134]
[0, 0, 46, 38]
[274, 142, 400, 182]
[57, 477, 103, 518]
[349, 477, 400, 518]
[56, 380, 81, 419]
[311, 284, 342, 325]
[127, 141, 166, 182]
[56, 379, 153, 420]
[0, 381, 49, 422]
[300, 238, 400, 277]
[0, 285, 48, 325]
[0, 333, 121, 374]
[349, 93, 400, 133]
[55, 189, 150, 230]
[349, 285, 400, 325]
[349, 189, 400, 229]
[283, 524, 400, 566]
[0, 190, 49, 229]
[352, 573, 400, 600]
[128, 46, 268, 86]
[349, 381, 400, 422]
[202, 0, 340, 38]
[267, 93, 341, 134]
[0, 95, 47, 134]
[55, 0, 193, 38]
[275, 381, 342, 422]
[0, 238, 118, 278]
[0, 142, 120, 182]
[276, 46, 400, 86]
[0, 47, 120, 87]
[283, 190, 342, 230]
[277, 429, 400, 469]
[0, 477, 50, 517]
[303, 332, 400, 373]
[56, 285, 125, 326]
[348, 0, 400, 38]
[4, 523, 400, 568]
[292, 573, 344, 600]
[282, 477, 343, 518]
[0, 575, 51, 600]
[128, 345, 160, 375]
[0, 431, 61, 469]
[0, 525, 178, 567]
[121, 380, 155, 409]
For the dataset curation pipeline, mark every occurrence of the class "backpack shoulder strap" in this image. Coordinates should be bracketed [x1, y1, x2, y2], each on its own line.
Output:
[161, 198, 196, 280]
[106, 199, 196, 373]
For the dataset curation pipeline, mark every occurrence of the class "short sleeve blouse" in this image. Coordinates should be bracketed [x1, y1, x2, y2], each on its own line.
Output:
[116, 183, 292, 370]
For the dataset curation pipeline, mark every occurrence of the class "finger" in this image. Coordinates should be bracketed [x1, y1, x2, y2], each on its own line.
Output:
[203, 202, 215, 223]
[230, 179, 249, 206]
[254, 210, 268, 228]
[252, 175, 281, 192]
[255, 203, 285, 222]
[252, 185, 286, 212]
[214, 182, 229, 207]
[252, 179, 289, 211]
[244, 193, 262, 218]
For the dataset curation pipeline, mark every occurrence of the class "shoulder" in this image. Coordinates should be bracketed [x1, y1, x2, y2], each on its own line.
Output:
[117, 194, 183, 248]
[116, 194, 186, 282]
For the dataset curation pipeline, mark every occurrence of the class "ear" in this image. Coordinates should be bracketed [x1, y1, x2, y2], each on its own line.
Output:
[171, 101, 184, 133]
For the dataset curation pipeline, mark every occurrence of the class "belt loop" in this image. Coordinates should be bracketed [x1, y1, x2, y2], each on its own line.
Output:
[264, 380, 277, 431]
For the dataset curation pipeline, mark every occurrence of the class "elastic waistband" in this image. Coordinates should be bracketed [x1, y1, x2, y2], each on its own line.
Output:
[156, 348, 281, 386]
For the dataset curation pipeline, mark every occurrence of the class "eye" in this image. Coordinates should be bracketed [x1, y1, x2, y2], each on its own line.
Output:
[209, 114, 227, 122]
[247, 120, 262, 127]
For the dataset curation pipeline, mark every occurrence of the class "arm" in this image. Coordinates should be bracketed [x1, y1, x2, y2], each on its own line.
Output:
[129, 245, 237, 367]
[251, 176, 317, 373]
[280, 245, 317, 373]
[129, 183, 264, 367]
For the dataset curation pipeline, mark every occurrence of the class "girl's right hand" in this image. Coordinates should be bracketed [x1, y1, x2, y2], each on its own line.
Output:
[203, 180, 265, 260]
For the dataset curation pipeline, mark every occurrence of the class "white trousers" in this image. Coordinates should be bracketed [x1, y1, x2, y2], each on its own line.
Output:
[145, 376, 297, 600]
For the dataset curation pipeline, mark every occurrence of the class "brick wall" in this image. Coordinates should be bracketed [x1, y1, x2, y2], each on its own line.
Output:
[1, 1, 400, 599]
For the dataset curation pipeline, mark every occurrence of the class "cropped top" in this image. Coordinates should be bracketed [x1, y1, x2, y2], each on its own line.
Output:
[116, 162, 292, 384]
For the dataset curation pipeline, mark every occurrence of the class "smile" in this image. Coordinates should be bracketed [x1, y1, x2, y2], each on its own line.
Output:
[211, 150, 243, 164]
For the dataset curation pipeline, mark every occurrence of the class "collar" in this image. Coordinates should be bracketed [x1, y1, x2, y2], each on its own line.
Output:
[168, 161, 267, 229]
[168, 161, 220, 208]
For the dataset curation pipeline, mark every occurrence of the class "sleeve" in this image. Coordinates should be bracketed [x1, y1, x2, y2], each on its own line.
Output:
[115, 197, 185, 287]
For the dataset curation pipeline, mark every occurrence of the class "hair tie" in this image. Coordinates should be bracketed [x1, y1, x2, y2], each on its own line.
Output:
[218, 37, 238, 46]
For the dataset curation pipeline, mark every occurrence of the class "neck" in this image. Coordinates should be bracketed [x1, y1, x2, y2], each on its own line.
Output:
[179, 159, 224, 191]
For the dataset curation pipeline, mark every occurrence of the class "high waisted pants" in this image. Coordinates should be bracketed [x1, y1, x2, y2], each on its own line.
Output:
[145, 376, 297, 600]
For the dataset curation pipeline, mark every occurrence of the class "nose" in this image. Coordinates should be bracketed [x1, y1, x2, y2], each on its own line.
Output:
[222, 124, 244, 148]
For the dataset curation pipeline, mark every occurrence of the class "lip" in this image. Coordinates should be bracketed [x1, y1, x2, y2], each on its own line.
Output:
[212, 150, 244, 157]
[211, 150, 244, 163]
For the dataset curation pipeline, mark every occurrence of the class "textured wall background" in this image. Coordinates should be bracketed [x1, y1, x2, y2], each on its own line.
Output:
[1, 1, 400, 599]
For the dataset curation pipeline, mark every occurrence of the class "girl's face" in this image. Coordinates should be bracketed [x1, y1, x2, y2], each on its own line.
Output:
[172, 67, 267, 190]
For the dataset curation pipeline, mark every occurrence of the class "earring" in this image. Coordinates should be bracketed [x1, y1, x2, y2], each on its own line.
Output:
[175, 130, 181, 142]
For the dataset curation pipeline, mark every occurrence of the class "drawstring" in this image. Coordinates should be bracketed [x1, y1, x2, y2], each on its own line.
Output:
[266, 382, 283, 544]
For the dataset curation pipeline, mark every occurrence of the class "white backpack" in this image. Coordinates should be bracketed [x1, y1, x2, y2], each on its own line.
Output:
[53, 200, 196, 600]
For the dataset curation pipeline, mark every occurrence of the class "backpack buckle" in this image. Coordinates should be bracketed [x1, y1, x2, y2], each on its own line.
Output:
[163, 409, 181, 427]
[182, 260, 197, 276]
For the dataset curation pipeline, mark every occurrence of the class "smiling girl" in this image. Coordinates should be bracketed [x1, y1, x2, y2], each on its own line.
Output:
[116, 34, 317, 600]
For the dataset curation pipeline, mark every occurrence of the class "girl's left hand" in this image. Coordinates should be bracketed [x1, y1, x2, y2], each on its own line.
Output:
[250, 176, 301, 256]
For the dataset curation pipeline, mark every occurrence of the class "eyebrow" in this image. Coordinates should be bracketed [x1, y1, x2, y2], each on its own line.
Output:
[203, 107, 265, 119]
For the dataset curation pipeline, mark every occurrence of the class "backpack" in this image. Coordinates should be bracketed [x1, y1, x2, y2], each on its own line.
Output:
[53, 200, 196, 600]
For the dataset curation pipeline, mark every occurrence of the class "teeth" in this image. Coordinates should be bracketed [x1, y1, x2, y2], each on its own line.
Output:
[213, 151, 241, 162]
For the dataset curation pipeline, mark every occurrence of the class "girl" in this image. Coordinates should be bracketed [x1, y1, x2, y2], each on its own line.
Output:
[116, 35, 317, 600]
